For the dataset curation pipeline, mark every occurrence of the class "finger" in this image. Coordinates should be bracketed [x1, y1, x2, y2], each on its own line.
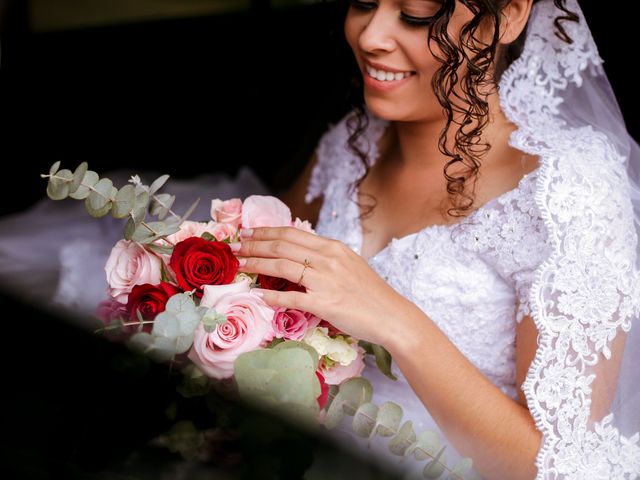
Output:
[236, 239, 319, 267]
[241, 226, 329, 250]
[252, 288, 310, 312]
[239, 257, 317, 288]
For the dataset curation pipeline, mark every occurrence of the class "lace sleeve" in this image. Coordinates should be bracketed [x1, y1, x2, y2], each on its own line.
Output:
[525, 131, 640, 478]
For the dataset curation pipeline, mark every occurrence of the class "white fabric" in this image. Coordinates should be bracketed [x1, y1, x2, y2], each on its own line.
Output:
[307, 1, 640, 477]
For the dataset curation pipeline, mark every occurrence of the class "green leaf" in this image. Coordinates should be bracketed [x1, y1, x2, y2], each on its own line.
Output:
[413, 430, 442, 461]
[323, 392, 346, 430]
[158, 420, 204, 461]
[149, 174, 170, 196]
[372, 343, 397, 381]
[338, 377, 373, 416]
[202, 308, 227, 332]
[46, 169, 73, 200]
[148, 244, 174, 257]
[69, 170, 99, 200]
[358, 340, 375, 355]
[112, 184, 136, 219]
[389, 420, 416, 456]
[49, 161, 61, 176]
[449, 458, 473, 479]
[374, 401, 403, 437]
[352, 402, 378, 438]
[421, 446, 447, 479]
[86, 178, 114, 218]
[272, 341, 319, 370]
[150, 193, 176, 221]
[128, 332, 154, 353]
[69, 162, 88, 194]
[234, 349, 274, 377]
[266, 368, 318, 408]
[165, 293, 196, 314]
[201, 232, 215, 242]
[153, 312, 180, 338]
[180, 198, 200, 223]
[148, 336, 177, 363]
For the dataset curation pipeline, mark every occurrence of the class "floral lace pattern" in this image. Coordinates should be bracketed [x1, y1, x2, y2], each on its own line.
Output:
[499, 0, 640, 478]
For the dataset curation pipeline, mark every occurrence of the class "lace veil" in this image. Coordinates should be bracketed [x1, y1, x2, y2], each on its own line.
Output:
[501, 0, 640, 477]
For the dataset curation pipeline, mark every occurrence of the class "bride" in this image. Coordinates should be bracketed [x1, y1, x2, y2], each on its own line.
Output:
[0, 0, 637, 478]
[230, 0, 640, 478]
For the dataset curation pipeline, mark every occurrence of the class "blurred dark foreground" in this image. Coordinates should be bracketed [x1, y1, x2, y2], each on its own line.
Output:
[0, 286, 400, 480]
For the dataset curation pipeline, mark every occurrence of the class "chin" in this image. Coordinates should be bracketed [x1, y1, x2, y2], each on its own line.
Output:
[363, 98, 409, 122]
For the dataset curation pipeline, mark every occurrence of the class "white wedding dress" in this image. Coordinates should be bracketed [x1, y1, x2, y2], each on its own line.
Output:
[306, 108, 550, 478]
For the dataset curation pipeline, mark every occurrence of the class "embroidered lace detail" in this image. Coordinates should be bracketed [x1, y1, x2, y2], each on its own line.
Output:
[499, 1, 640, 477]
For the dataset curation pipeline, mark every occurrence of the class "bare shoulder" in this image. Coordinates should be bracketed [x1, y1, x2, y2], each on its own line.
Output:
[279, 152, 323, 226]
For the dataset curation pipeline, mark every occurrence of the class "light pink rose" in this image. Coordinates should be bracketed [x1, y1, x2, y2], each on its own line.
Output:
[242, 195, 292, 229]
[211, 198, 243, 228]
[320, 344, 366, 386]
[292, 217, 315, 233]
[209, 223, 237, 242]
[272, 307, 321, 341]
[200, 279, 251, 308]
[164, 220, 220, 245]
[105, 240, 162, 303]
[188, 291, 275, 379]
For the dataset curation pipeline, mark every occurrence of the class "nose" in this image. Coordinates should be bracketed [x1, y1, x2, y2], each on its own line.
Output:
[358, 7, 397, 53]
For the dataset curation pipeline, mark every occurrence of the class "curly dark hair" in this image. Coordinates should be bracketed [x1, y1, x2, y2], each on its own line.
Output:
[343, 0, 578, 219]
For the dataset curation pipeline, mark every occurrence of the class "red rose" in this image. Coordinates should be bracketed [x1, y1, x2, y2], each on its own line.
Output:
[316, 371, 329, 410]
[127, 282, 182, 329]
[258, 274, 305, 292]
[169, 237, 239, 297]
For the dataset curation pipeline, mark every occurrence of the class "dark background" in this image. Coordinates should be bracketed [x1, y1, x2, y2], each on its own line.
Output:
[0, 0, 637, 218]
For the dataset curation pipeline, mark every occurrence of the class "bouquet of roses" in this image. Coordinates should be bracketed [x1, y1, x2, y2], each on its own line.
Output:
[97, 191, 366, 418]
[42, 162, 472, 479]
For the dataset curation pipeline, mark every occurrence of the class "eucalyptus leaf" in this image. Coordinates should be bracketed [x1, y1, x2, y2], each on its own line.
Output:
[49, 161, 61, 176]
[132, 191, 150, 223]
[422, 457, 446, 479]
[46, 169, 73, 200]
[149, 174, 170, 196]
[176, 310, 201, 336]
[180, 198, 200, 223]
[266, 368, 317, 407]
[267, 347, 315, 373]
[153, 312, 180, 339]
[373, 401, 403, 437]
[372, 343, 397, 381]
[338, 377, 373, 415]
[202, 309, 227, 332]
[148, 243, 174, 257]
[413, 430, 441, 461]
[165, 293, 197, 315]
[322, 392, 346, 430]
[151, 193, 176, 220]
[70, 162, 88, 194]
[69, 170, 99, 200]
[234, 349, 274, 378]
[148, 336, 177, 363]
[273, 340, 319, 369]
[272, 402, 319, 429]
[128, 332, 154, 353]
[352, 402, 378, 438]
[389, 420, 416, 456]
[448, 458, 473, 479]
[86, 178, 114, 218]
[174, 334, 196, 355]
[112, 184, 136, 219]
[421, 446, 447, 479]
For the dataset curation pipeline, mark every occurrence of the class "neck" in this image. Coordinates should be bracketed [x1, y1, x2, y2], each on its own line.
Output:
[386, 92, 511, 171]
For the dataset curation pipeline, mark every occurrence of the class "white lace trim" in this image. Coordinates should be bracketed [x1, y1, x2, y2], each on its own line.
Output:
[500, 1, 640, 477]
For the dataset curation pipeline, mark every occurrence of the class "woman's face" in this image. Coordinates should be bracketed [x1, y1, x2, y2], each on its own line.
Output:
[344, 0, 477, 123]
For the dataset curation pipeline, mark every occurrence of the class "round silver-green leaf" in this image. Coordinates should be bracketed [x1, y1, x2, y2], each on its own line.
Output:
[70, 170, 99, 200]
[338, 377, 373, 416]
[389, 420, 416, 456]
[112, 184, 135, 218]
[69, 162, 88, 194]
[46, 169, 73, 200]
[49, 161, 61, 176]
[352, 402, 378, 438]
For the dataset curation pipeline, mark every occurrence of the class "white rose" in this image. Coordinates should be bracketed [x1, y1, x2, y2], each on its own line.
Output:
[302, 327, 357, 366]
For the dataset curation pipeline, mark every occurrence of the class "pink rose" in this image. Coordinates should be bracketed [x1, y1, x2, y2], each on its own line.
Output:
[209, 223, 237, 242]
[105, 240, 162, 303]
[200, 279, 251, 308]
[272, 307, 321, 341]
[241, 195, 292, 229]
[211, 198, 243, 228]
[165, 220, 220, 245]
[188, 291, 275, 379]
[320, 344, 366, 386]
[292, 217, 315, 233]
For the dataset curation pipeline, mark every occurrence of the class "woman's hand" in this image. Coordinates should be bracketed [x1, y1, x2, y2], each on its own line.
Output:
[231, 227, 415, 346]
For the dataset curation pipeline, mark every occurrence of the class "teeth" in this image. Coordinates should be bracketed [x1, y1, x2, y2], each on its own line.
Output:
[366, 65, 413, 82]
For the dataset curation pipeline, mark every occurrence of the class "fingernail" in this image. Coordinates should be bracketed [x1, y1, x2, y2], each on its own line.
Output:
[229, 242, 241, 253]
[238, 258, 247, 267]
[240, 228, 254, 238]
